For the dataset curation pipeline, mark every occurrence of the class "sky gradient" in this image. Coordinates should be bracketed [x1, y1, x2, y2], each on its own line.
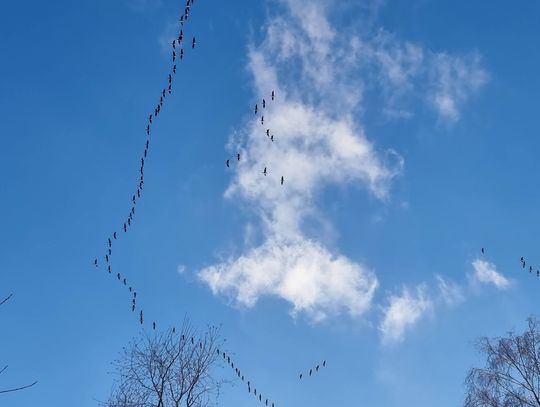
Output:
[2, 1, 540, 406]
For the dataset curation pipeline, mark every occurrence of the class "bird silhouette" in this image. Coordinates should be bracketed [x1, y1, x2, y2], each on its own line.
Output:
[281, 176, 284, 185]
[172, 39, 176, 49]
[192, 37, 196, 48]
[132, 304, 135, 312]
[237, 153, 241, 161]
[124, 223, 127, 232]
[299, 373, 302, 379]
[149, 114, 153, 124]
[266, 129, 270, 137]
[481, 247, 485, 254]
[108, 238, 112, 247]
[262, 99, 266, 108]
[180, 49, 184, 60]
[309, 369, 312, 376]
[316, 365, 319, 372]
[261, 116, 264, 125]
[113, 232, 117, 239]
[105, 254, 109, 263]
[108, 266, 111, 273]
[123, 278, 127, 285]
[272, 90, 275, 100]
[270, 135, 274, 142]
[255, 104, 258, 114]
[140, 310, 143, 324]
[173, 51, 176, 62]
[323, 360, 326, 367]
[173, 327, 176, 333]
[117, 273, 121, 280]
[226, 159, 230, 168]
[263, 167, 267, 176]
[153, 322, 156, 330]
[94, 259, 98, 267]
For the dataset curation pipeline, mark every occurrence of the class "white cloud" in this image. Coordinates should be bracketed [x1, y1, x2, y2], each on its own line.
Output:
[471, 258, 510, 290]
[200, 238, 378, 321]
[379, 285, 433, 345]
[199, 0, 487, 322]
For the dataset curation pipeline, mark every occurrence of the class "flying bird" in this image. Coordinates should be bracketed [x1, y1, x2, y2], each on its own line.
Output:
[153, 322, 156, 330]
[299, 373, 302, 379]
[263, 167, 267, 176]
[108, 238, 112, 247]
[117, 273, 121, 280]
[173, 51, 176, 62]
[262, 99, 266, 108]
[123, 278, 127, 285]
[140, 310, 143, 324]
[124, 223, 127, 232]
[108, 266, 111, 273]
[309, 369, 312, 376]
[94, 259, 98, 267]
[323, 360, 326, 367]
[281, 176, 284, 185]
[226, 159, 230, 168]
[132, 304, 135, 312]
[180, 49, 184, 60]
[272, 90, 275, 100]
[266, 129, 270, 137]
[113, 232, 117, 239]
[149, 114, 153, 123]
[270, 135, 274, 142]
[481, 247, 485, 254]
[261, 116, 264, 125]
[192, 37, 196, 48]
[255, 104, 258, 114]
[173, 65, 176, 74]
[237, 153, 241, 161]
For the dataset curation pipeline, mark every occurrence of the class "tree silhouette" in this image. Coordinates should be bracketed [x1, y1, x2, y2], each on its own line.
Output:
[106, 320, 226, 407]
[465, 317, 540, 406]
[0, 293, 38, 395]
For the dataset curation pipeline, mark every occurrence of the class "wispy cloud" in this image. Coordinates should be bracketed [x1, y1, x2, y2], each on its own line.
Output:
[379, 285, 433, 345]
[470, 258, 510, 290]
[436, 274, 466, 306]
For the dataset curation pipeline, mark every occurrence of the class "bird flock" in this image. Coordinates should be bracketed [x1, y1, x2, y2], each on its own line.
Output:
[299, 360, 327, 380]
[93, 0, 198, 335]
[226, 90, 284, 186]
[87, 1, 319, 406]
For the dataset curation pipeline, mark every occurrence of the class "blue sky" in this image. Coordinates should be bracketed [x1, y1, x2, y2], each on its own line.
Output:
[2, 0, 540, 406]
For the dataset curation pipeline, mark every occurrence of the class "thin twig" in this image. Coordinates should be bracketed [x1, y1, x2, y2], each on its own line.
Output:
[0, 380, 38, 394]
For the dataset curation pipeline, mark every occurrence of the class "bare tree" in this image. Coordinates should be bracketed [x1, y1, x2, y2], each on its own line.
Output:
[106, 320, 226, 407]
[0, 293, 38, 395]
[464, 317, 540, 407]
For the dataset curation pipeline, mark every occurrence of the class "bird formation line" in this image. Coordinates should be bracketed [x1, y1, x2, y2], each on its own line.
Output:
[226, 90, 284, 185]
[298, 360, 327, 380]
[216, 347, 278, 407]
[86, 4, 298, 406]
[92, 0, 198, 334]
